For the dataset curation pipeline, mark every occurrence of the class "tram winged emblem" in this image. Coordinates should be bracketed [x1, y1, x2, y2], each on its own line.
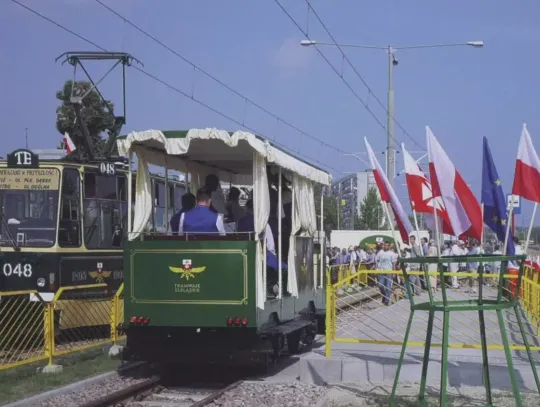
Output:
[169, 259, 206, 281]
[88, 262, 112, 284]
[89, 267, 112, 283]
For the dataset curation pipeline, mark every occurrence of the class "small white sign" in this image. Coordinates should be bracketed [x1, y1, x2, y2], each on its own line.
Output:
[507, 194, 521, 209]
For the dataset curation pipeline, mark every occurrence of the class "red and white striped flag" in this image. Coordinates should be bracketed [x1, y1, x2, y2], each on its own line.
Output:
[426, 126, 482, 240]
[402, 143, 452, 234]
[512, 124, 540, 203]
[364, 138, 413, 243]
[64, 132, 76, 154]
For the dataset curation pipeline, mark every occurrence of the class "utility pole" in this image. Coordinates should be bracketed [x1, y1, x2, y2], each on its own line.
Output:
[386, 46, 396, 187]
[25, 128, 28, 149]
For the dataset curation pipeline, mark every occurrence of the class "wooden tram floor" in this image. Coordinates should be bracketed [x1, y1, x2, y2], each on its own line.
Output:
[300, 286, 540, 392]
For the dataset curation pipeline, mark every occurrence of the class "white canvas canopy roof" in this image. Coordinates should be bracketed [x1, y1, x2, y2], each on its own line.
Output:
[116, 128, 331, 185]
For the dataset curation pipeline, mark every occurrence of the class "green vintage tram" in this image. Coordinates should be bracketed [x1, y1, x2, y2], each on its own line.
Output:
[119, 128, 331, 365]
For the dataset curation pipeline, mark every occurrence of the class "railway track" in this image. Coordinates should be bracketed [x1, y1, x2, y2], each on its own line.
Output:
[80, 377, 243, 407]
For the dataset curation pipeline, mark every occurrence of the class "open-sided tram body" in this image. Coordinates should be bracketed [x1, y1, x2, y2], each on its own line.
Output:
[120, 129, 330, 364]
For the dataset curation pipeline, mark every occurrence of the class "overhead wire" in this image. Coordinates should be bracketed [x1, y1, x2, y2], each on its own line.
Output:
[93, 0, 349, 157]
[11, 0, 346, 175]
[274, 0, 424, 150]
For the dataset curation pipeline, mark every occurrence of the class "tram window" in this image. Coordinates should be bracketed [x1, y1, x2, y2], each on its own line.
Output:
[59, 168, 81, 247]
[0, 168, 60, 248]
[84, 173, 96, 198]
[83, 172, 128, 249]
[174, 186, 183, 211]
[118, 177, 127, 202]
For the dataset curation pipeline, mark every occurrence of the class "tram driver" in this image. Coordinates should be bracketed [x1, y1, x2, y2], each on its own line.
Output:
[177, 187, 226, 236]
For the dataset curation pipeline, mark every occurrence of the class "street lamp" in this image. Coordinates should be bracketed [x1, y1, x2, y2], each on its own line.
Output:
[301, 39, 483, 188]
[342, 152, 369, 167]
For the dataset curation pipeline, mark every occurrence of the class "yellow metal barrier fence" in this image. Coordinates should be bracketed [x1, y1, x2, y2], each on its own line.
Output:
[0, 283, 125, 371]
[325, 265, 540, 358]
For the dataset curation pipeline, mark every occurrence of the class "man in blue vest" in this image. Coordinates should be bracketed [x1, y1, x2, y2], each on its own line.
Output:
[178, 187, 226, 235]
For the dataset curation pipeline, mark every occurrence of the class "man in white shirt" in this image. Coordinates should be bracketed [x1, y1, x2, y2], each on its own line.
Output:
[408, 235, 423, 296]
[356, 246, 367, 263]
[376, 241, 398, 306]
[448, 240, 462, 288]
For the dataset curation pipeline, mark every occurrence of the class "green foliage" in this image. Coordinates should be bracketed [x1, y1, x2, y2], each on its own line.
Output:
[56, 80, 116, 156]
[357, 187, 386, 230]
[353, 215, 362, 230]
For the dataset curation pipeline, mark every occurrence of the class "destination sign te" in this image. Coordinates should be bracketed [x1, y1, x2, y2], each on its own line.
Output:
[0, 168, 60, 190]
[7, 149, 39, 168]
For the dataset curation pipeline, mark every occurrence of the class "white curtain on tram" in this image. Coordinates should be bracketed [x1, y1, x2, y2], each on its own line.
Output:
[287, 177, 300, 297]
[253, 152, 270, 310]
[130, 149, 153, 240]
[287, 174, 318, 296]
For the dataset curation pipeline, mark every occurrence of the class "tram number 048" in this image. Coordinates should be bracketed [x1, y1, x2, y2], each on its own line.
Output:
[3, 263, 32, 277]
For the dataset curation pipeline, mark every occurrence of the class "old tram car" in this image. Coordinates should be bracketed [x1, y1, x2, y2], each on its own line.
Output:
[119, 129, 330, 365]
[0, 148, 186, 339]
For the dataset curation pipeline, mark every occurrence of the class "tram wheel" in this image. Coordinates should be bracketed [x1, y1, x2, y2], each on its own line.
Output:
[271, 335, 284, 360]
[286, 331, 301, 354]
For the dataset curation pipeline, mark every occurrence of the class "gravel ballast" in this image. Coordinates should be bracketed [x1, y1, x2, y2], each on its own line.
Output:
[33, 373, 147, 407]
[206, 381, 327, 407]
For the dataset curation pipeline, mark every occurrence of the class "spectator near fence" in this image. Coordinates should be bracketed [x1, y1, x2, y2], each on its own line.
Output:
[408, 235, 423, 296]
[376, 241, 398, 306]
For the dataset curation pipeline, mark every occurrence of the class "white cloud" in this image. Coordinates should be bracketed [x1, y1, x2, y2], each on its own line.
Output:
[271, 37, 314, 71]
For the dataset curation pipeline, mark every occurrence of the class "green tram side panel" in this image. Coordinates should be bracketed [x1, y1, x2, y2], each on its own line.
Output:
[124, 239, 256, 327]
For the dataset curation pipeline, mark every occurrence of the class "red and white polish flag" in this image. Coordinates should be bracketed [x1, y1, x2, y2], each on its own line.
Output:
[426, 126, 482, 240]
[402, 143, 453, 234]
[64, 132, 76, 154]
[364, 137, 414, 243]
[512, 124, 540, 203]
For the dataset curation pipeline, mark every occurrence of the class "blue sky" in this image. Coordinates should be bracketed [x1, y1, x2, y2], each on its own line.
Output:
[2, 0, 540, 227]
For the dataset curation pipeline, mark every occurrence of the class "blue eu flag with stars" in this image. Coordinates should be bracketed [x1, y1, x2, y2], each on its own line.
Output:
[482, 137, 515, 254]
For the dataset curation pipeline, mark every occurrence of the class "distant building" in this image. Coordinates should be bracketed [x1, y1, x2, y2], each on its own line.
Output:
[331, 171, 377, 230]
[31, 149, 66, 160]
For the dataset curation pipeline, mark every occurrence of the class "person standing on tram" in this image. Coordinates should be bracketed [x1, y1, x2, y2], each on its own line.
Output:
[170, 192, 196, 235]
[178, 187, 226, 235]
[204, 174, 227, 215]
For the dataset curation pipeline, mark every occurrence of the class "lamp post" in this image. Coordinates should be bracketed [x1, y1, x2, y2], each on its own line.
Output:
[301, 39, 483, 187]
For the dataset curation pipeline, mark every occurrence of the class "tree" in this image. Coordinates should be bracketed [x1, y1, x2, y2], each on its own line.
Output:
[353, 215, 362, 230]
[314, 184, 338, 236]
[56, 80, 116, 157]
[357, 187, 386, 230]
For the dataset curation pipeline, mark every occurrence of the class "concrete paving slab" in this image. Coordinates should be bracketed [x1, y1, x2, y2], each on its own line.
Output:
[301, 286, 540, 392]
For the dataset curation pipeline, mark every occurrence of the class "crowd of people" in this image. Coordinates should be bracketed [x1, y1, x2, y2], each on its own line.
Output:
[327, 235, 523, 306]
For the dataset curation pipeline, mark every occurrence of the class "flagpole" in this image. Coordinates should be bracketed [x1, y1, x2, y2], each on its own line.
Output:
[480, 203, 484, 249]
[524, 203, 538, 252]
[433, 204, 441, 257]
[412, 209, 425, 256]
[503, 204, 514, 255]
[383, 202, 400, 252]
